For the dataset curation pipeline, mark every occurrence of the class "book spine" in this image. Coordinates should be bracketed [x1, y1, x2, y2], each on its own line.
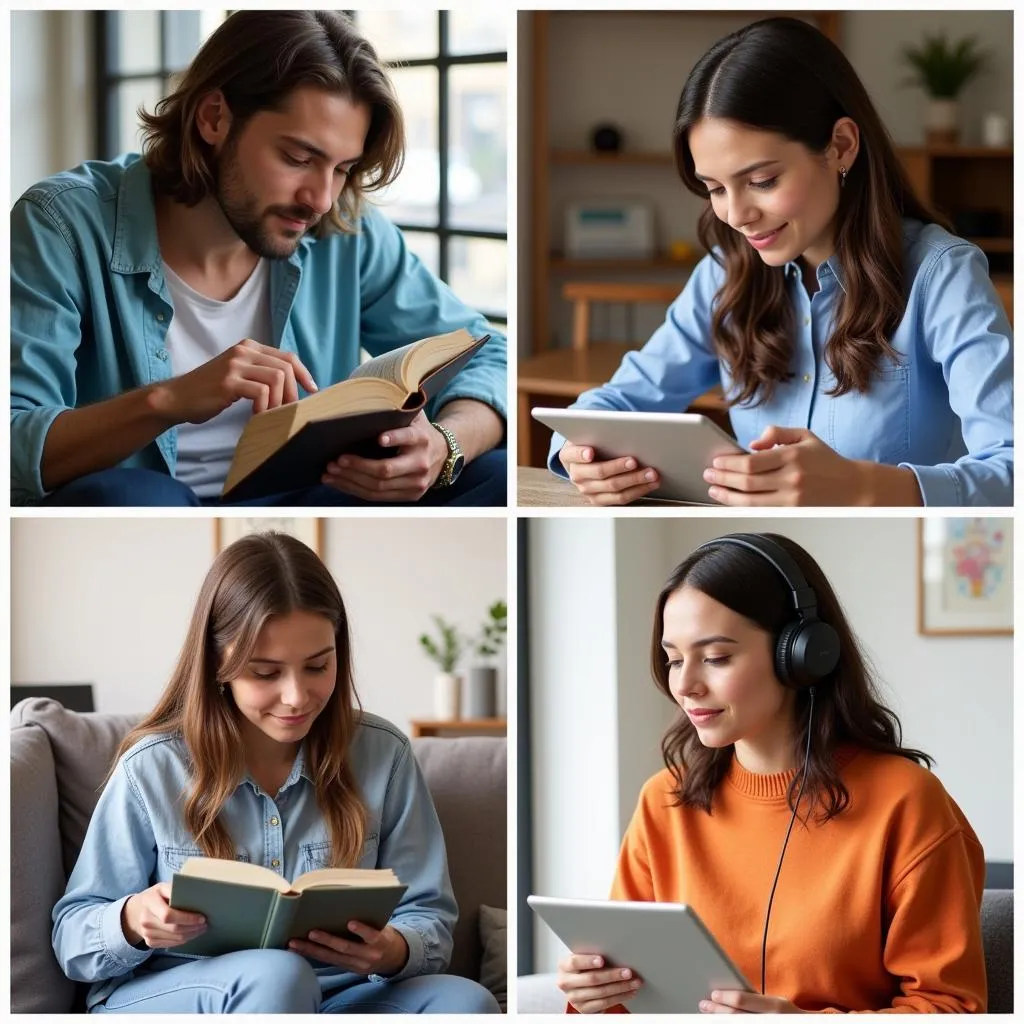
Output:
[261, 892, 301, 949]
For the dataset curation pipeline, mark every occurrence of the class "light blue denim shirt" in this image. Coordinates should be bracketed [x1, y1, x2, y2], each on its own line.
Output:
[51, 713, 457, 1010]
[547, 221, 1012, 506]
[11, 153, 507, 505]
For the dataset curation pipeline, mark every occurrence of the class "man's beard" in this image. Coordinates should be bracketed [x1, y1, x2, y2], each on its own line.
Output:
[212, 139, 318, 260]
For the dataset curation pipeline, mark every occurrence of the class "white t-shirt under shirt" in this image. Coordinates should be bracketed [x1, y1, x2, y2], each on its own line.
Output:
[163, 258, 273, 497]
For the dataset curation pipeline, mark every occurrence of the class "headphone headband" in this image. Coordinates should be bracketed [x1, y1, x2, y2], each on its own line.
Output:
[694, 532, 840, 687]
[698, 533, 818, 616]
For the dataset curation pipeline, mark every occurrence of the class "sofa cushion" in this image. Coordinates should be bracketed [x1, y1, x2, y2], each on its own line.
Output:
[10, 722, 77, 1013]
[411, 736, 506, 981]
[11, 698, 139, 877]
[479, 904, 508, 1010]
[981, 889, 1013, 1013]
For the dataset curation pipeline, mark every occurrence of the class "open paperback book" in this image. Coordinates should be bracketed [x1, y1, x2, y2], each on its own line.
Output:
[169, 857, 407, 957]
[221, 328, 489, 501]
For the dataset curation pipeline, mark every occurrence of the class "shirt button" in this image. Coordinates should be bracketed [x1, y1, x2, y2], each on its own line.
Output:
[271, 858, 281, 868]
[269, 816, 280, 826]
[803, 373, 811, 383]
[803, 317, 811, 326]
[156, 348, 168, 361]
[156, 312, 165, 322]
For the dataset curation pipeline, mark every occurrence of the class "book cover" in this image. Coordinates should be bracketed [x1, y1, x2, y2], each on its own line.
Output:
[220, 332, 490, 502]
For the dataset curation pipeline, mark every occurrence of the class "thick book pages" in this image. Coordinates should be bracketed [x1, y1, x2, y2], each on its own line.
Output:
[170, 859, 407, 957]
[220, 330, 490, 502]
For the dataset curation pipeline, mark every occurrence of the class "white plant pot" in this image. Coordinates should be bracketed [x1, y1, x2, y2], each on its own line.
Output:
[925, 98, 960, 144]
[433, 672, 461, 720]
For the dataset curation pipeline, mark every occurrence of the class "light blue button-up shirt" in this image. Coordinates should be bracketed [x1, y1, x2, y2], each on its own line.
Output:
[51, 713, 457, 1010]
[547, 221, 1012, 506]
[11, 153, 507, 505]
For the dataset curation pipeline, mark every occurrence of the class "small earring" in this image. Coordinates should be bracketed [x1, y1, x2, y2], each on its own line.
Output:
[218, 683, 225, 696]
[839, 166, 848, 188]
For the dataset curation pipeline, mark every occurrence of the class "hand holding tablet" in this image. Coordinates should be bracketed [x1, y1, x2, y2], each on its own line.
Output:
[534, 408, 743, 505]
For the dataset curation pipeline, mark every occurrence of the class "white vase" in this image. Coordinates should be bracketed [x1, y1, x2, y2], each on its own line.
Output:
[433, 673, 461, 720]
[925, 98, 960, 145]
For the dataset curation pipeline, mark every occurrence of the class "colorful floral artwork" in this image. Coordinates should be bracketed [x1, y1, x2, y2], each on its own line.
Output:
[919, 518, 1012, 635]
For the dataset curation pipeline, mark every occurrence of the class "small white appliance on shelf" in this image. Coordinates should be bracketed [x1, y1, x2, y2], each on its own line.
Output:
[564, 199, 655, 260]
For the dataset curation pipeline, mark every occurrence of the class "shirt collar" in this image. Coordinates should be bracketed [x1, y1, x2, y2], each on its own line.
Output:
[110, 156, 163, 276]
[240, 742, 315, 797]
[783, 252, 848, 296]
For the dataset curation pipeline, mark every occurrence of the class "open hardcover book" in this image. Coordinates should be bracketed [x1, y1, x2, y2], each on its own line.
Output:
[221, 328, 490, 501]
[169, 858, 407, 957]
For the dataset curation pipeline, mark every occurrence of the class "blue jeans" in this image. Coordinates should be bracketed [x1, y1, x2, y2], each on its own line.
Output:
[90, 949, 500, 1013]
[40, 449, 507, 507]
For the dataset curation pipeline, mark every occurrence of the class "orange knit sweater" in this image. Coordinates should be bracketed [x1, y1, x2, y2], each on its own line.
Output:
[590, 747, 986, 1013]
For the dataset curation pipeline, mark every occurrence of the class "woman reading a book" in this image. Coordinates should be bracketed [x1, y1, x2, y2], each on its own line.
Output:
[52, 533, 499, 1014]
[550, 17, 1012, 507]
[557, 532, 987, 1013]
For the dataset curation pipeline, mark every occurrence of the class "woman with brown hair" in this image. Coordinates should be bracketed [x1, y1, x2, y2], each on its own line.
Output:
[52, 533, 499, 1013]
[557, 532, 986, 1013]
[551, 17, 1011, 507]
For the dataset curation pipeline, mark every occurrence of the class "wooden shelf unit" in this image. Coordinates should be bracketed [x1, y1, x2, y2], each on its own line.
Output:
[409, 718, 507, 738]
[528, 10, 842, 355]
[528, 13, 1013, 354]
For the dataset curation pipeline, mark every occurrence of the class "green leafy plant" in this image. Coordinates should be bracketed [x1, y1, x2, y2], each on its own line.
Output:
[474, 600, 508, 661]
[418, 616, 464, 673]
[900, 33, 989, 99]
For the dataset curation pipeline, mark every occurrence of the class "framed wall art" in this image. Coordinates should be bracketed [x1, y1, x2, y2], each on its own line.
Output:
[917, 518, 1012, 636]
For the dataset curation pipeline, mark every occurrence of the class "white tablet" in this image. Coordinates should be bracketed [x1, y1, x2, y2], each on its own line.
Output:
[528, 895, 753, 1015]
[532, 407, 742, 504]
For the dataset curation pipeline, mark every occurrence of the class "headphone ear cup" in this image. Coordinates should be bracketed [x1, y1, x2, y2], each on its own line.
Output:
[774, 620, 802, 687]
[778, 619, 841, 687]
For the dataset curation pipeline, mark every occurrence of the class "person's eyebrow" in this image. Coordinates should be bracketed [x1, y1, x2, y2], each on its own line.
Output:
[248, 646, 335, 665]
[694, 160, 779, 183]
[661, 635, 738, 651]
[279, 135, 362, 168]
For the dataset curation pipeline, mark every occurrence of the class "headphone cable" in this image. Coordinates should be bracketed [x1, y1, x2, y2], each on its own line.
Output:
[759, 685, 816, 995]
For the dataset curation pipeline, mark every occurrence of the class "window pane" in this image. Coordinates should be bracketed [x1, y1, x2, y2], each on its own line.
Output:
[448, 10, 508, 55]
[400, 231, 440, 279]
[373, 67, 439, 228]
[164, 12, 202, 70]
[448, 237, 507, 317]
[112, 12, 161, 74]
[448, 64, 507, 233]
[115, 78, 164, 155]
[355, 11, 437, 62]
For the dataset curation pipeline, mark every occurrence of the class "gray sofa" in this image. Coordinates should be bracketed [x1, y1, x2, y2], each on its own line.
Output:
[519, 888, 1014, 1013]
[11, 698, 507, 1013]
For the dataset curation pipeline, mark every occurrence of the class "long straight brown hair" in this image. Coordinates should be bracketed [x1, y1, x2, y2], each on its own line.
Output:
[140, 10, 404, 234]
[650, 533, 932, 821]
[110, 532, 366, 867]
[673, 17, 948, 407]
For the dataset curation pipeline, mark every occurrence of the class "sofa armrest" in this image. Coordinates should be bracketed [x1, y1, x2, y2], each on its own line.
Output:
[517, 972, 565, 1013]
[11, 724, 77, 1013]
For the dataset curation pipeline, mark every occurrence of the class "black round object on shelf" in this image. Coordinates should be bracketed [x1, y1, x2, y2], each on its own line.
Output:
[591, 123, 623, 153]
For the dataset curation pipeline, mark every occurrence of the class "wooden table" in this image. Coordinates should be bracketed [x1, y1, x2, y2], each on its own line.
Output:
[410, 718, 507, 738]
[517, 466, 692, 507]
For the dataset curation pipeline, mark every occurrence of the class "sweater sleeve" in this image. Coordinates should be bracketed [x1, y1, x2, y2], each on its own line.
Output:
[821, 825, 987, 1014]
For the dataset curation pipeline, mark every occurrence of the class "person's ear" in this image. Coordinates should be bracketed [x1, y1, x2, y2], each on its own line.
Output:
[828, 117, 860, 173]
[195, 89, 234, 148]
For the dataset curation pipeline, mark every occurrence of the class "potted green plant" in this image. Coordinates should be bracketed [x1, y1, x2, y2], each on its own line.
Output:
[419, 616, 465, 720]
[900, 33, 990, 145]
[465, 600, 507, 719]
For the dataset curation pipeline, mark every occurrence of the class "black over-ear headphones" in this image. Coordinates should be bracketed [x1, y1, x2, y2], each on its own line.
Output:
[696, 533, 841, 688]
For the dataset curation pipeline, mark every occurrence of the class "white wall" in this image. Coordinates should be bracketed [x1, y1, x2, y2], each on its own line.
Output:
[11, 11, 95, 203]
[528, 516, 1013, 971]
[11, 517, 507, 733]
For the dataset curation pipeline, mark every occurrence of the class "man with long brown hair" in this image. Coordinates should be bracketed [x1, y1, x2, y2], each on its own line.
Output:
[12, 11, 506, 507]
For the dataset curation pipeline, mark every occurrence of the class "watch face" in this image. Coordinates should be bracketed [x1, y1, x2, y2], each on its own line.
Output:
[448, 453, 466, 484]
